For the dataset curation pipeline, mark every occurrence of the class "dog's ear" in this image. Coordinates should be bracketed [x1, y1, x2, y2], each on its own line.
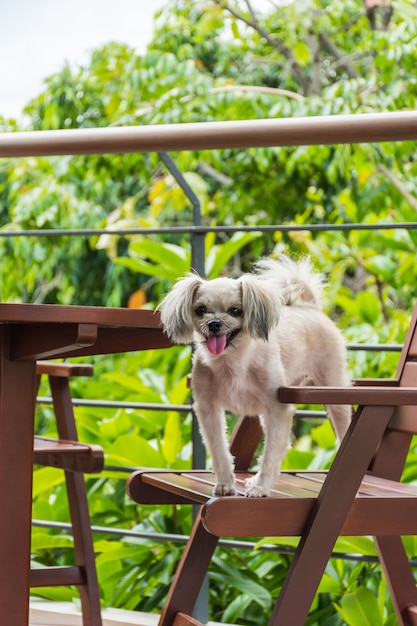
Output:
[158, 274, 203, 344]
[239, 275, 280, 340]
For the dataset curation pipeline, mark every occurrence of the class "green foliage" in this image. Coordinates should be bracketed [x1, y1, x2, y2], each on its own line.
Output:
[3, 0, 417, 622]
[335, 583, 397, 626]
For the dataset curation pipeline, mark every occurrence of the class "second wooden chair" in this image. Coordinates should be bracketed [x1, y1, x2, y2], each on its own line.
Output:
[32, 361, 103, 626]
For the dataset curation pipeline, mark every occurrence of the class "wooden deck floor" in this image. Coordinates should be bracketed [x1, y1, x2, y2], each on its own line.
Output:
[29, 600, 233, 626]
[29, 601, 158, 626]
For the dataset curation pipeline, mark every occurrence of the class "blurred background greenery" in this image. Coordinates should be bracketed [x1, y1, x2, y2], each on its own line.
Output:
[2, 0, 417, 623]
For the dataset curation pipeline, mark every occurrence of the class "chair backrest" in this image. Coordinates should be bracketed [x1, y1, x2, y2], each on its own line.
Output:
[368, 302, 417, 481]
[390, 303, 417, 425]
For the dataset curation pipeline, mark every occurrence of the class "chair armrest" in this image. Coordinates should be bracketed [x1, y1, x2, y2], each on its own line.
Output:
[352, 378, 399, 387]
[36, 361, 93, 378]
[278, 385, 417, 406]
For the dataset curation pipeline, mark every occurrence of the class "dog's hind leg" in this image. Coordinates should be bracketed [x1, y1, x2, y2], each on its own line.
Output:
[328, 404, 352, 444]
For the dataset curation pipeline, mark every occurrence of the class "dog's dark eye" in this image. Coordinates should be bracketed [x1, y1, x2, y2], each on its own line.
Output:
[195, 305, 207, 317]
[229, 307, 243, 317]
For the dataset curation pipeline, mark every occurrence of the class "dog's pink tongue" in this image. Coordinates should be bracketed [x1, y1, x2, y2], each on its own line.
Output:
[207, 334, 227, 355]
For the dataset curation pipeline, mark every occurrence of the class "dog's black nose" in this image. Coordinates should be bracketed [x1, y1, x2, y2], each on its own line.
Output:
[208, 319, 222, 332]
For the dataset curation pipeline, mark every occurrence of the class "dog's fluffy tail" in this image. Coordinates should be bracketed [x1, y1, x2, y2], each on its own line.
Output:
[253, 255, 324, 308]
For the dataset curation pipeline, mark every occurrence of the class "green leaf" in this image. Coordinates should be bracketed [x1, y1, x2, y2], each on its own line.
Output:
[162, 412, 183, 464]
[311, 420, 336, 449]
[255, 536, 299, 550]
[222, 594, 252, 622]
[281, 448, 315, 470]
[392, 0, 417, 19]
[210, 569, 272, 609]
[95, 543, 150, 566]
[31, 533, 74, 551]
[364, 255, 396, 281]
[337, 586, 382, 626]
[317, 572, 342, 594]
[333, 536, 377, 557]
[206, 232, 262, 278]
[231, 20, 240, 39]
[127, 240, 190, 279]
[32, 467, 65, 498]
[356, 292, 381, 325]
[293, 41, 311, 65]
[108, 434, 164, 467]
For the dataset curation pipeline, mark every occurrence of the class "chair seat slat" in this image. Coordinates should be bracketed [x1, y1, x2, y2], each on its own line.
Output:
[34, 436, 103, 473]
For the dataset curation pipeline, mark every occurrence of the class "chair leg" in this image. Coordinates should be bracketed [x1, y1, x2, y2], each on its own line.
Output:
[268, 513, 338, 626]
[159, 509, 219, 626]
[48, 375, 102, 626]
[376, 535, 417, 626]
[270, 405, 394, 626]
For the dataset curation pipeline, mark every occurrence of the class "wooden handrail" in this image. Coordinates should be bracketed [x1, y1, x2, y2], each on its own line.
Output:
[0, 111, 417, 157]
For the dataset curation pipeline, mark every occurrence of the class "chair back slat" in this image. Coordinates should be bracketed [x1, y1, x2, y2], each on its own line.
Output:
[387, 307, 417, 434]
[395, 305, 417, 378]
[389, 361, 417, 433]
[408, 330, 417, 359]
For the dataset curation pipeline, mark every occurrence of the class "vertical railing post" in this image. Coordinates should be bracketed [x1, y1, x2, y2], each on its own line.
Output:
[158, 152, 207, 469]
[158, 153, 208, 623]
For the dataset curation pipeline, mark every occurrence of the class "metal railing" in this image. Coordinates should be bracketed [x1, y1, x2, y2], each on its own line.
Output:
[1, 110, 417, 156]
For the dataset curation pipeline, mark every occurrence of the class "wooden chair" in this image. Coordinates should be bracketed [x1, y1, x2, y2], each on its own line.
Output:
[32, 362, 103, 626]
[126, 302, 417, 626]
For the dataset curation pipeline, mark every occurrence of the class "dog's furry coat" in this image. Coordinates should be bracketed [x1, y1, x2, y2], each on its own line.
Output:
[159, 256, 351, 497]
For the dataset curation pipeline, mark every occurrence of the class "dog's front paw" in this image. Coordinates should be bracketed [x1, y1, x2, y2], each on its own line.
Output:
[214, 482, 237, 496]
[245, 476, 270, 498]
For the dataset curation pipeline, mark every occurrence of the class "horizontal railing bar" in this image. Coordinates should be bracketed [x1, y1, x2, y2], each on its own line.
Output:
[36, 397, 326, 419]
[1, 111, 417, 158]
[347, 343, 402, 352]
[36, 396, 192, 412]
[2, 222, 416, 238]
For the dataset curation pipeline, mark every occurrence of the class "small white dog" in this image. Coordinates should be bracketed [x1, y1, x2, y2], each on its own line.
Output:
[159, 256, 351, 497]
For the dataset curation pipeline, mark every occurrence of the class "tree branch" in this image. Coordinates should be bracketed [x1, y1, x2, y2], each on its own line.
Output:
[318, 32, 360, 79]
[306, 26, 321, 96]
[243, 0, 257, 22]
[205, 85, 305, 101]
[198, 161, 234, 186]
[377, 164, 417, 213]
[213, 0, 310, 94]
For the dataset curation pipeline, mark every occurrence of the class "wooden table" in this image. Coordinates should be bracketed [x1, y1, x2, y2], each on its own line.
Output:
[0, 303, 172, 625]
